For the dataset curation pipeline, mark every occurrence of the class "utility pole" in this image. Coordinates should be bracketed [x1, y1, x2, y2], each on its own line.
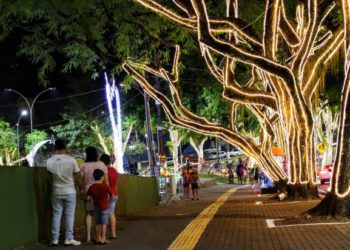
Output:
[216, 137, 220, 164]
[144, 91, 155, 176]
[154, 49, 165, 175]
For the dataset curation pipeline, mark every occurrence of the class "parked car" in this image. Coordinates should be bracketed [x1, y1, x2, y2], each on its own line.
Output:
[319, 164, 333, 184]
[166, 157, 174, 166]
[228, 148, 243, 157]
[204, 149, 227, 160]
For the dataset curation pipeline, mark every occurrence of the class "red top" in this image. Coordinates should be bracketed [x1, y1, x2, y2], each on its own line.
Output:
[87, 183, 112, 210]
[107, 167, 119, 196]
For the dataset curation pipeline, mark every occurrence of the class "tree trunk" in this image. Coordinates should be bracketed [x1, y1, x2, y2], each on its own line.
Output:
[274, 180, 319, 200]
[308, 192, 350, 217]
[309, 72, 350, 216]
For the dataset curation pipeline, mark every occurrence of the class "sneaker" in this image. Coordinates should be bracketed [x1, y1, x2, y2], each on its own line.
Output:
[64, 239, 81, 246]
[50, 239, 58, 247]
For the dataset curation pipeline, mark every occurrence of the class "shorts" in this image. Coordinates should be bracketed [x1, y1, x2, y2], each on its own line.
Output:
[108, 196, 118, 215]
[191, 183, 199, 189]
[85, 198, 94, 211]
[94, 207, 109, 225]
[183, 183, 189, 188]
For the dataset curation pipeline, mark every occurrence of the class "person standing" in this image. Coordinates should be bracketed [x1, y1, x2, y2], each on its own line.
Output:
[86, 169, 112, 245]
[189, 169, 200, 200]
[228, 163, 234, 184]
[100, 154, 118, 239]
[182, 168, 190, 199]
[236, 159, 243, 184]
[80, 146, 109, 242]
[47, 139, 82, 246]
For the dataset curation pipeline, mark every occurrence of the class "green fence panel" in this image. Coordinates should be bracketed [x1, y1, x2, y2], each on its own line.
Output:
[116, 175, 159, 215]
[0, 167, 159, 249]
[0, 167, 38, 250]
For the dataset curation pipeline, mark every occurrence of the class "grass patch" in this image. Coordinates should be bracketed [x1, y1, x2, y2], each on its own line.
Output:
[199, 173, 230, 184]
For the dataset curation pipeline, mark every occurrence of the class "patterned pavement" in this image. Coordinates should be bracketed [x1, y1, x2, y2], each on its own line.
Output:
[30, 184, 350, 250]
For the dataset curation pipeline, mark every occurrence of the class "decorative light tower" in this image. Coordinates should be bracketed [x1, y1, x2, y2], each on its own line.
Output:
[105, 73, 124, 173]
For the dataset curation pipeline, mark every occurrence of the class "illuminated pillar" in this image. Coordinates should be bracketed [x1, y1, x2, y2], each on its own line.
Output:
[105, 73, 124, 173]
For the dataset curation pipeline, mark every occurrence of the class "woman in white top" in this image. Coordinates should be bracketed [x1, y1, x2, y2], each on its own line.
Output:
[80, 146, 109, 242]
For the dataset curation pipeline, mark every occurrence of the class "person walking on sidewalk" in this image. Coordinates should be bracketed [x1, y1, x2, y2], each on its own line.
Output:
[100, 154, 118, 239]
[86, 169, 113, 245]
[190, 169, 200, 200]
[47, 139, 82, 246]
[80, 146, 109, 242]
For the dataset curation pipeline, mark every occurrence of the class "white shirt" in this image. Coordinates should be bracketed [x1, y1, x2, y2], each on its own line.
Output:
[47, 154, 80, 195]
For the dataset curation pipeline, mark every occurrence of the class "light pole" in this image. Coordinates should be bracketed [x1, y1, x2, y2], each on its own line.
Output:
[121, 83, 156, 176]
[6, 88, 55, 132]
[16, 110, 28, 162]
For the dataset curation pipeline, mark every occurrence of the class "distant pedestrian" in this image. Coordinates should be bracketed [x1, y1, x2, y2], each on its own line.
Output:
[86, 169, 112, 245]
[100, 154, 118, 239]
[182, 168, 190, 199]
[47, 139, 82, 246]
[80, 146, 109, 243]
[190, 169, 200, 200]
[236, 159, 243, 184]
[228, 164, 234, 184]
[242, 166, 248, 184]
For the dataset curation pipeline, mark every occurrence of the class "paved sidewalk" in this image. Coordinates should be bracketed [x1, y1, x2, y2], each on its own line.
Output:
[29, 184, 350, 250]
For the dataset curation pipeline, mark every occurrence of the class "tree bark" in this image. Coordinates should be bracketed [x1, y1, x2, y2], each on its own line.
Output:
[274, 180, 319, 200]
[308, 192, 350, 217]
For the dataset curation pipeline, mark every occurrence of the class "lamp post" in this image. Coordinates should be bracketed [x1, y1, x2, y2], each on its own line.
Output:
[16, 110, 28, 162]
[6, 88, 55, 132]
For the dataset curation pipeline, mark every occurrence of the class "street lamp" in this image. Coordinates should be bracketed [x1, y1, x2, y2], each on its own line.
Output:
[16, 110, 28, 162]
[6, 88, 55, 132]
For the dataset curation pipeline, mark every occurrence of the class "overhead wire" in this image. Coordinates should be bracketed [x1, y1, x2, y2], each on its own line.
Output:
[32, 92, 142, 128]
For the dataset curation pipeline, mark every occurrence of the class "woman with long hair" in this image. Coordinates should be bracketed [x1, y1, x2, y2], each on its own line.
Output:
[80, 146, 109, 243]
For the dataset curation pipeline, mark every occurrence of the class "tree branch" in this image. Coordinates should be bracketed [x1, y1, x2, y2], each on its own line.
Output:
[135, 0, 262, 48]
[279, 0, 300, 47]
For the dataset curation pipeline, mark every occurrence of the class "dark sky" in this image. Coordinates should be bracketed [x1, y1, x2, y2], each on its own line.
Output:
[0, 35, 107, 133]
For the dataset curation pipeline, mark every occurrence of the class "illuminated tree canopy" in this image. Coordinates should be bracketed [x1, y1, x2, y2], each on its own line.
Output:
[124, 0, 344, 198]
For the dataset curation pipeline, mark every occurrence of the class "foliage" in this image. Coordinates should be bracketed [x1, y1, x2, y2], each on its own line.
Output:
[0, 0, 195, 85]
[0, 120, 17, 160]
[124, 141, 147, 156]
[51, 117, 97, 151]
[24, 130, 48, 154]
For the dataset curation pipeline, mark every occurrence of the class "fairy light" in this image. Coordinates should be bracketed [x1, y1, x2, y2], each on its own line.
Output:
[105, 73, 124, 174]
[331, 0, 350, 198]
[127, 0, 345, 191]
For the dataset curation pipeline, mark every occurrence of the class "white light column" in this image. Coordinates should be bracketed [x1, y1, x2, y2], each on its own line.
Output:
[105, 73, 124, 173]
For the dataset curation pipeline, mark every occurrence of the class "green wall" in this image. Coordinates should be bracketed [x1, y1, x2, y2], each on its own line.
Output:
[0, 168, 38, 250]
[116, 175, 159, 214]
[0, 167, 158, 250]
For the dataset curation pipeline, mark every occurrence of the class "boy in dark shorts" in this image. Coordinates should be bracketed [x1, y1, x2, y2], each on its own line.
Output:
[86, 169, 112, 244]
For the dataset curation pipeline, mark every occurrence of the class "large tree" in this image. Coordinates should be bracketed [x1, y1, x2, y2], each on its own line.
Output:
[123, 0, 343, 198]
[309, 0, 350, 216]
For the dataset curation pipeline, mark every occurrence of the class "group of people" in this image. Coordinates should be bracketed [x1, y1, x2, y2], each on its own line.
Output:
[46, 139, 119, 246]
[182, 163, 200, 200]
[230, 159, 260, 185]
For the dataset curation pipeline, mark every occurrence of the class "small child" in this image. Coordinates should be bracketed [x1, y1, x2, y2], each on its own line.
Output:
[189, 169, 199, 200]
[86, 169, 112, 244]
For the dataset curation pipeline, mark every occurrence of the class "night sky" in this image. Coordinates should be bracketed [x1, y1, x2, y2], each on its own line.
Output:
[0, 35, 107, 133]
